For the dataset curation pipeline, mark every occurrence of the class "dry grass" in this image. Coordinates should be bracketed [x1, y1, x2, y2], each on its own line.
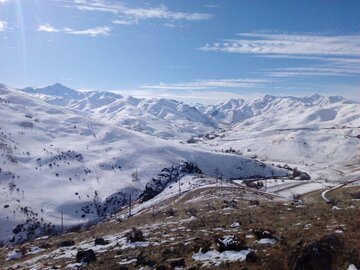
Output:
[1, 186, 360, 270]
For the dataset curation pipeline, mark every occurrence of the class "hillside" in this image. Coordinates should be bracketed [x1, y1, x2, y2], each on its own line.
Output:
[199, 94, 359, 126]
[0, 83, 286, 244]
[1, 179, 360, 270]
[194, 95, 360, 181]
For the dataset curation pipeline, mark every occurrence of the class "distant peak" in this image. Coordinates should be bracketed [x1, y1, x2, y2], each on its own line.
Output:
[309, 93, 323, 99]
[52, 82, 67, 88]
[262, 94, 277, 100]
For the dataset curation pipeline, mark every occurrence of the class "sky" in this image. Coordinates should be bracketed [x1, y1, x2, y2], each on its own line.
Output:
[0, 0, 359, 103]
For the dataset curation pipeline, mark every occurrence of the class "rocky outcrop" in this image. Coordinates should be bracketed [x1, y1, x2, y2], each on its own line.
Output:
[138, 162, 202, 202]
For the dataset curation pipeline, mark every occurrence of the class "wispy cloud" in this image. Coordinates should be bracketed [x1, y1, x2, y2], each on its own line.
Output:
[0, 20, 7, 32]
[119, 4, 212, 21]
[67, 0, 122, 13]
[38, 24, 59, 33]
[38, 23, 111, 37]
[200, 32, 360, 57]
[267, 66, 360, 78]
[63, 26, 111, 36]
[112, 18, 138, 26]
[63, 0, 212, 26]
[201, 32, 360, 78]
[141, 78, 270, 90]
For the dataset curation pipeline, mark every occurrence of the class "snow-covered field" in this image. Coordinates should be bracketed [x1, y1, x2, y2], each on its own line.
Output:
[196, 95, 360, 181]
[0, 83, 286, 244]
[0, 82, 359, 244]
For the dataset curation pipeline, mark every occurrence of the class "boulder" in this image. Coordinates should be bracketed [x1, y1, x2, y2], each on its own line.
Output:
[287, 234, 344, 270]
[94, 237, 109, 246]
[246, 250, 258, 262]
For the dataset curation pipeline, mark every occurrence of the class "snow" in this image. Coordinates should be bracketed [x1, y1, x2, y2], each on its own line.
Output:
[257, 238, 276, 245]
[348, 264, 359, 270]
[0, 84, 286, 243]
[7, 249, 23, 260]
[230, 222, 240, 228]
[65, 263, 83, 269]
[196, 94, 360, 181]
[1, 82, 359, 244]
[192, 249, 251, 266]
[21, 84, 217, 140]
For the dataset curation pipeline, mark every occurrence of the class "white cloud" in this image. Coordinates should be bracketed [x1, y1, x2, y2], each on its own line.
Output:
[0, 20, 7, 32]
[68, 0, 122, 13]
[141, 78, 270, 90]
[112, 18, 138, 25]
[38, 23, 111, 37]
[63, 26, 111, 36]
[200, 32, 360, 78]
[200, 33, 360, 57]
[38, 24, 59, 33]
[64, 0, 212, 25]
[267, 66, 360, 78]
[119, 4, 212, 21]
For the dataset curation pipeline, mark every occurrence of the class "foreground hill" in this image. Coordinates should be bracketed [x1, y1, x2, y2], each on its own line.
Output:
[1, 179, 359, 270]
[0, 84, 286, 244]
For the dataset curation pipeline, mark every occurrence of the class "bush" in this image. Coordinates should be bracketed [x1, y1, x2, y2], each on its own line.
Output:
[166, 208, 175, 216]
[185, 207, 198, 217]
[249, 200, 260, 206]
[125, 228, 145, 243]
[291, 192, 301, 201]
[192, 237, 212, 253]
[252, 228, 275, 240]
[350, 190, 360, 199]
[215, 234, 246, 252]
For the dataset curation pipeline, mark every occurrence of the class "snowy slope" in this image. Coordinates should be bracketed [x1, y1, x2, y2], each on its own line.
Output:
[0, 83, 286, 243]
[20, 84, 360, 180]
[22, 84, 216, 140]
[196, 95, 360, 180]
[200, 94, 359, 126]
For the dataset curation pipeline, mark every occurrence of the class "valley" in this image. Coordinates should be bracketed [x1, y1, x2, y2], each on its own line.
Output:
[0, 82, 359, 269]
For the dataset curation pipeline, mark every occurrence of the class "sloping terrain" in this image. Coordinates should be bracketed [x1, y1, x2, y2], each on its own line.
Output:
[21, 84, 360, 181]
[0, 83, 286, 244]
[200, 94, 359, 126]
[0, 81, 359, 270]
[194, 95, 360, 181]
[1, 179, 359, 270]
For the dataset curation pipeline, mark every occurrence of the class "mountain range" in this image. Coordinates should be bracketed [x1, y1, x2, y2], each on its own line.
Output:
[0, 82, 359, 244]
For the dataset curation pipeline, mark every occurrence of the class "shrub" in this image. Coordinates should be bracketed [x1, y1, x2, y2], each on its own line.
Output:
[350, 190, 360, 199]
[166, 208, 175, 216]
[185, 207, 198, 217]
[125, 228, 145, 243]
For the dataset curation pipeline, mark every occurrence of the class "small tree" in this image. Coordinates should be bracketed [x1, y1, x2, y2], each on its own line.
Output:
[132, 170, 139, 182]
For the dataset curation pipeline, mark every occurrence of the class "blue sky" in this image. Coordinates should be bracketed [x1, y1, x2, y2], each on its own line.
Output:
[0, 0, 359, 102]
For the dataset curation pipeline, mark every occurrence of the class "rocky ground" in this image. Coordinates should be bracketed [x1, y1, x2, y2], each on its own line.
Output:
[1, 184, 360, 270]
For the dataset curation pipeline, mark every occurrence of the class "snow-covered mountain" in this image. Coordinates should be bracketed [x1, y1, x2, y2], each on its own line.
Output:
[0, 83, 286, 244]
[19, 83, 360, 179]
[196, 94, 360, 181]
[22, 84, 216, 140]
[200, 94, 359, 126]
[23, 84, 359, 139]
